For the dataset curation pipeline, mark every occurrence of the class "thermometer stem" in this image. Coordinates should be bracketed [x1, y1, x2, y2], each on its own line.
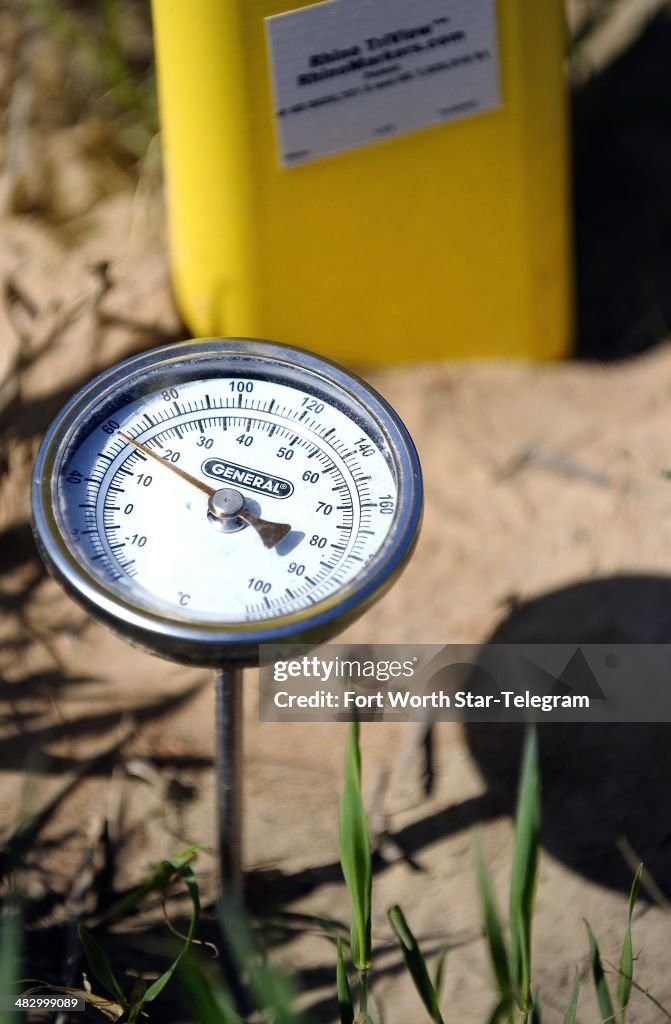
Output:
[215, 666, 244, 895]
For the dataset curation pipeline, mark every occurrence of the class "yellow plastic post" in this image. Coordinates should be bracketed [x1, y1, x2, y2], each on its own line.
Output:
[151, 0, 571, 363]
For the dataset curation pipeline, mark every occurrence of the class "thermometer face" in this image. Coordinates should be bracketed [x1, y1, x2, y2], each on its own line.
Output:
[32, 339, 422, 664]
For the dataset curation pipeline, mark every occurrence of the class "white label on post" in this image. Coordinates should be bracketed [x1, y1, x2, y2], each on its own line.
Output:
[265, 0, 500, 167]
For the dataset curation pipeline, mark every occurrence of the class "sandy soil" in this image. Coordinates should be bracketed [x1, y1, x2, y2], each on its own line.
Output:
[3, 5, 671, 1023]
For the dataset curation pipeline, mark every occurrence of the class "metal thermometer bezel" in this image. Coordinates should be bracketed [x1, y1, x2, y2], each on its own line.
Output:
[31, 338, 423, 666]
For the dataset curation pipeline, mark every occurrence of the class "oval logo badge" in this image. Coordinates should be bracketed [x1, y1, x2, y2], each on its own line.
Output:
[201, 458, 294, 499]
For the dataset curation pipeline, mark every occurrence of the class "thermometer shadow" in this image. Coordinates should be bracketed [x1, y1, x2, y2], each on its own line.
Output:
[275, 531, 305, 557]
[250, 575, 671, 911]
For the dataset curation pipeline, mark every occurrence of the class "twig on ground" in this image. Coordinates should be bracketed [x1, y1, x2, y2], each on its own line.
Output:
[496, 442, 611, 488]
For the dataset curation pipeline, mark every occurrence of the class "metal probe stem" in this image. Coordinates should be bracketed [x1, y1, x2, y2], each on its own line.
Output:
[215, 666, 244, 895]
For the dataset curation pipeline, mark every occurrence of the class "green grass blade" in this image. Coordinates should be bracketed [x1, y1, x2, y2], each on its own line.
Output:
[218, 894, 300, 1024]
[617, 864, 642, 1014]
[387, 905, 444, 1024]
[124, 978, 148, 1023]
[339, 722, 372, 971]
[78, 925, 126, 1007]
[531, 988, 541, 1024]
[179, 956, 245, 1024]
[474, 843, 513, 1004]
[94, 844, 205, 924]
[509, 727, 541, 1008]
[337, 937, 355, 1024]
[486, 999, 511, 1024]
[433, 946, 449, 1000]
[143, 864, 201, 1002]
[0, 898, 22, 1005]
[585, 921, 614, 1023]
[562, 973, 580, 1024]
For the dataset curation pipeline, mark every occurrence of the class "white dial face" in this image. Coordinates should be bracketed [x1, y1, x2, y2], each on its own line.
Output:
[55, 372, 399, 623]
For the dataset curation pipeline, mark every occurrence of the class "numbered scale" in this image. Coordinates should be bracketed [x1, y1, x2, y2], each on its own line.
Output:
[32, 338, 423, 887]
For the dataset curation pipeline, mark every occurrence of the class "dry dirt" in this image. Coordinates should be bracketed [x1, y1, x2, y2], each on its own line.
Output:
[3, 5, 671, 1024]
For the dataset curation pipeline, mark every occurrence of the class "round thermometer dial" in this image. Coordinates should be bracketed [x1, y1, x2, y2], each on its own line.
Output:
[32, 339, 422, 664]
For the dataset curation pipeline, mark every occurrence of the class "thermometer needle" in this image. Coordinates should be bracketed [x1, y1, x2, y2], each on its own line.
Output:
[118, 432, 292, 549]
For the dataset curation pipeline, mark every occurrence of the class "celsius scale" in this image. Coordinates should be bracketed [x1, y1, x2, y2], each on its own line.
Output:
[31, 338, 423, 889]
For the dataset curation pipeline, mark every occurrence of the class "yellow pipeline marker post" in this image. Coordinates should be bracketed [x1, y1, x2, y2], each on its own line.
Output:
[151, 0, 571, 362]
